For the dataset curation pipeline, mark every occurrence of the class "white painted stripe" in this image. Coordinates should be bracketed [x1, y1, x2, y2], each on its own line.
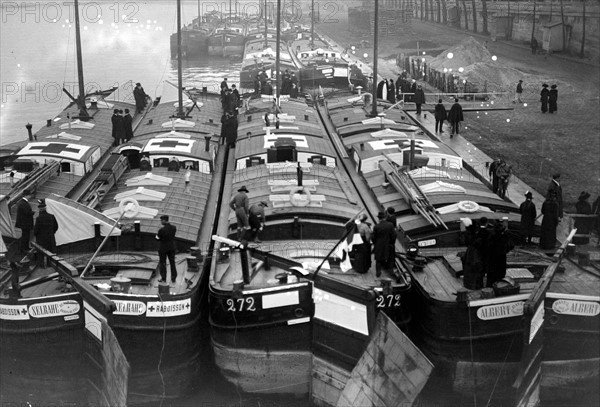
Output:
[16, 292, 79, 302]
[287, 317, 310, 325]
[469, 293, 531, 308]
[242, 282, 309, 295]
[262, 291, 300, 309]
[547, 292, 600, 302]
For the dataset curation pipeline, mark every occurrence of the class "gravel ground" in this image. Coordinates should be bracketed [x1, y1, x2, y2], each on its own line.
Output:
[317, 18, 600, 212]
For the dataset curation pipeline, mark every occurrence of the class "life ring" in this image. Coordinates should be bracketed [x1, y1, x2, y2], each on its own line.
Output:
[119, 197, 140, 218]
[289, 186, 311, 207]
[457, 200, 480, 213]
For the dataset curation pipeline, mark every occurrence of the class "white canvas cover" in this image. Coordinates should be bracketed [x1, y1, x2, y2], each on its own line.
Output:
[45, 194, 121, 246]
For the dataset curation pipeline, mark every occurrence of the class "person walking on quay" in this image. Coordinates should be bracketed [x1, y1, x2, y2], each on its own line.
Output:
[156, 215, 178, 284]
[133, 82, 148, 114]
[547, 173, 563, 221]
[34, 200, 58, 253]
[123, 109, 133, 143]
[549, 84, 558, 113]
[489, 158, 501, 194]
[413, 84, 426, 115]
[248, 201, 268, 243]
[514, 80, 523, 104]
[540, 191, 560, 250]
[230, 186, 251, 239]
[372, 211, 397, 278]
[15, 189, 34, 254]
[354, 213, 373, 274]
[495, 161, 512, 199]
[540, 84, 550, 113]
[434, 99, 447, 133]
[448, 98, 464, 138]
[519, 191, 537, 245]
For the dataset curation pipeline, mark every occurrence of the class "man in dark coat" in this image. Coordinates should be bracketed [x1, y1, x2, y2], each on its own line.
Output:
[259, 70, 268, 93]
[111, 109, 120, 146]
[434, 99, 447, 133]
[540, 84, 549, 113]
[230, 185, 250, 238]
[253, 73, 261, 95]
[220, 77, 229, 93]
[133, 83, 148, 114]
[281, 69, 291, 95]
[519, 191, 537, 245]
[263, 80, 273, 95]
[514, 80, 523, 103]
[123, 109, 133, 142]
[376, 80, 385, 99]
[290, 83, 299, 99]
[15, 189, 34, 253]
[115, 110, 126, 145]
[413, 85, 425, 114]
[353, 213, 372, 274]
[231, 85, 240, 116]
[462, 223, 484, 290]
[549, 84, 558, 113]
[547, 173, 563, 220]
[371, 211, 397, 277]
[34, 201, 58, 253]
[487, 222, 514, 287]
[575, 191, 592, 237]
[291, 72, 298, 88]
[489, 158, 501, 194]
[540, 191, 560, 250]
[592, 195, 600, 241]
[221, 112, 238, 148]
[156, 215, 178, 283]
[447, 98, 464, 138]
[388, 79, 396, 104]
[249, 201, 268, 243]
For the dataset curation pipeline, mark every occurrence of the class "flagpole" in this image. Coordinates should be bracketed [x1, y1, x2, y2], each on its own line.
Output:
[314, 212, 363, 276]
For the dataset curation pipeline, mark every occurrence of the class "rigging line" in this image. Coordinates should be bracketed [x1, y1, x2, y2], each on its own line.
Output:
[63, 24, 73, 88]
[486, 331, 517, 407]
[467, 306, 478, 407]
[158, 317, 167, 407]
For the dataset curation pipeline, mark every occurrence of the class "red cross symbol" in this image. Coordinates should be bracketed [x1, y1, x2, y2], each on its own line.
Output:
[150, 140, 190, 149]
[29, 143, 81, 155]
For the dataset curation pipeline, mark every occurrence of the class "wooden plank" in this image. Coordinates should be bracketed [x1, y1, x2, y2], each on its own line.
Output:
[336, 313, 432, 407]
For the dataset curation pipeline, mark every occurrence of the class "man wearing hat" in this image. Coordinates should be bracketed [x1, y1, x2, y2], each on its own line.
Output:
[248, 201, 268, 243]
[34, 200, 59, 253]
[156, 215, 178, 284]
[575, 191, 592, 239]
[487, 221, 514, 287]
[354, 213, 372, 274]
[230, 186, 250, 239]
[519, 191, 537, 245]
[16, 189, 34, 253]
[133, 82, 148, 114]
[111, 109, 121, 146]
[371, 211, 397, 277]
[123, 108, 133, 142]
[549, 84, 558, 113]
[540, 84, 549, 113]
[547, 173, 563, 220]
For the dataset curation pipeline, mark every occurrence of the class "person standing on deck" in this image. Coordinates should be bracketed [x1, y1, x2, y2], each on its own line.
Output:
[540, 191, 560, 250]
[434, 99, 447, 133]
[248, 201, 268, 243]
[547, 173, 563, 221]
[540, 84, 549, 113]
[290, 83, 299, 99]
[413, 85, 425, 115]
[123, 109, 133, 143]
[259, 70, 268, 93]
[462, 220, 485, 290]
[34, 200, 58, 253]
[489, 158, 501, 194]
[592, 196, 600, 245]
[231, 85, 240, 116]
[514, 80, 523, 103]
[372, 211, 397, 278]
[519, 191, 537, 245]
[253, 73, 261, 95]
[354, 214, 372, 274]
[15, 189, 34, 254]
[133, 83, 148, 114]
[111, 109, 120, 146]
[487, 222, 514, 287]
[114, 110, 126, 146]
[156, 215, 178, 284]
[549, 84, 558, 113]
[447, 98, 464, 138]
[263, 80, 273, 96]
[221, 112, 238, 148]
[575, 191, 593, 238]
[230, 186, 251, 239]
[220, 77, 229, 92]
[409, 79, 417, 103]
[388, 80, 396, 104]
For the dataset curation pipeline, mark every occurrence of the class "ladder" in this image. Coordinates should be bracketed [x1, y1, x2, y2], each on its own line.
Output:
[379, 158, 448, 230]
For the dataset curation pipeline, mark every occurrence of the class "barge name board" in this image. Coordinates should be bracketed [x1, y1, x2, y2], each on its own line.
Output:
[28, 300, 80, 319]
[0, 304, 29, 320]
[552, 299, 600, 317]
[113, 300, 147, 316]
[146, 298, 191, 317]
[476, 301, 524, 320]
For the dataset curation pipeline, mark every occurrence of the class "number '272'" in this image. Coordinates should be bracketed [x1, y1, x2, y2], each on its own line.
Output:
[226, 297, 256, 312]
[376, 294, 401, 308]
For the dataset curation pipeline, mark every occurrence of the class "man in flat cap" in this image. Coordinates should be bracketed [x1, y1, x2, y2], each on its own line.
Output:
[156, 215, 178, 284]
[249, 201, 268, 243]
[34, 200, 58, 253]
[371, 211, 397, 277]
[230, 186, 250, 239]
[15, 189, 34, 253]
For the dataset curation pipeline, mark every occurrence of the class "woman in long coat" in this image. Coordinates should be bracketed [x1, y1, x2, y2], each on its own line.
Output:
[549, 84, 558, 113]
[519, 191, 537, 245]
[540, 84, 549, 113]
[540, 191, 560, 250]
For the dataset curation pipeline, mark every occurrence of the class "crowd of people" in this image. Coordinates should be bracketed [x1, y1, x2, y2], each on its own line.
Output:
[252, 69, 299, 98]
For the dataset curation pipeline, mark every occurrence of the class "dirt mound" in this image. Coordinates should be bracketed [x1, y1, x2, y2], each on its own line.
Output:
[428, 37, 492, 70]
[396, 39, 439, 50]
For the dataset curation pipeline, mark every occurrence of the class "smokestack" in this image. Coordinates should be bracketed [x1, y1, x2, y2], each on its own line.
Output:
[26, 123, 33, 141]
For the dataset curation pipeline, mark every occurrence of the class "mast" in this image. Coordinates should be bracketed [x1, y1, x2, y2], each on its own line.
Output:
[310, 0, 315, 49]
[264, 0, 268, 48]
[197, 0, 201, 27]
[370, 0, 379, 117]
[275, 0, 281, 107]
[229, 0, 232, 28]
[177, 0, 184, 118]
[73, 0, 88, 118]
